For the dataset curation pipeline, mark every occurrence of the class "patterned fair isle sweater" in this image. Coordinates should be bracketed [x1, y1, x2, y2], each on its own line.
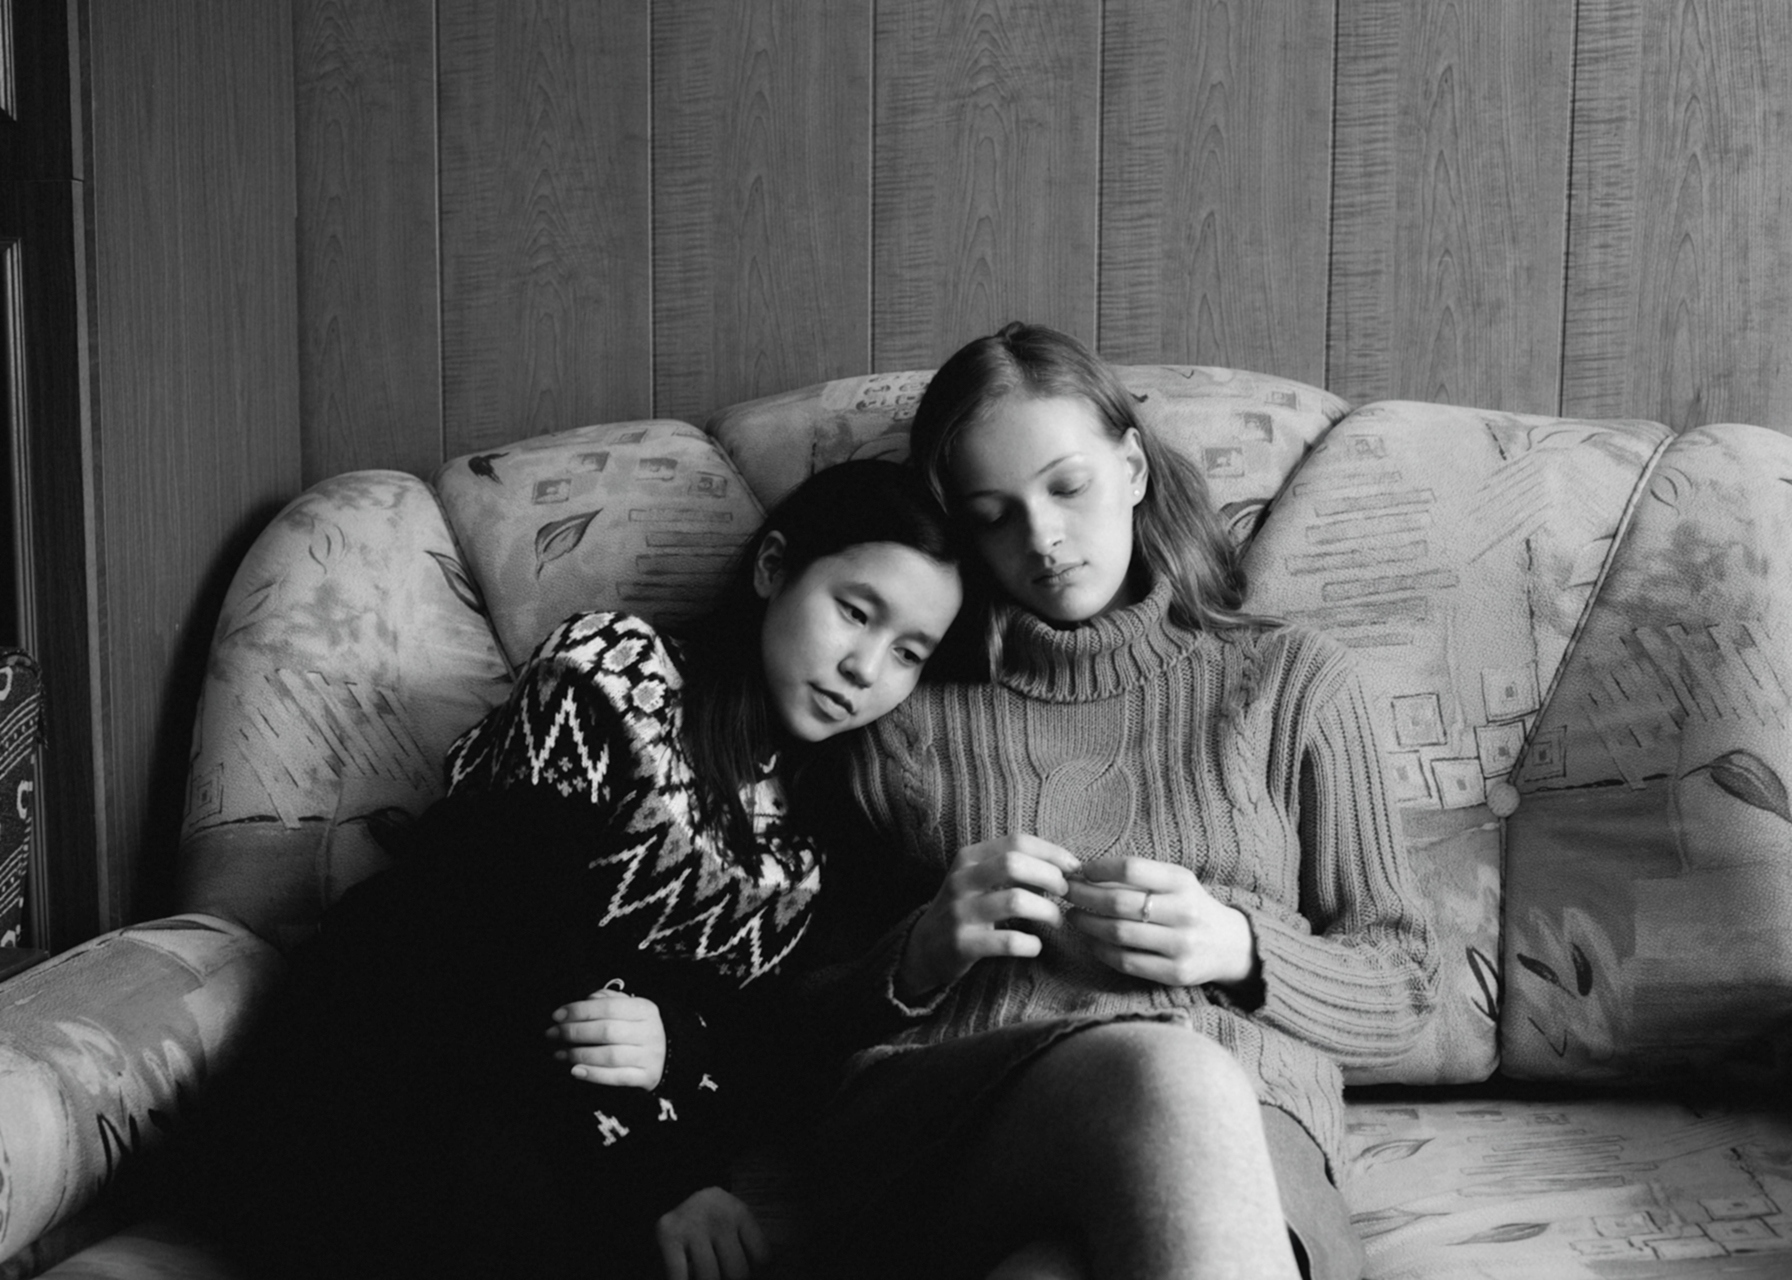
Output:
[841, 578, 1438, 1175]
[445, 610, 823, 989]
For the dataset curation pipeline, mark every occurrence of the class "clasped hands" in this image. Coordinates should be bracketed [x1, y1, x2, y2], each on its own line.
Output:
[897, 833, 1258, 1003]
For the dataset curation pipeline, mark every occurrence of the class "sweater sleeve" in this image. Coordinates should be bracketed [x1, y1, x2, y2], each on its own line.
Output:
[1245, 652, 1439, 1069]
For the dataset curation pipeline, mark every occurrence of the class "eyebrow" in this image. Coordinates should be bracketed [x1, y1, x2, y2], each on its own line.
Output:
[843, 581, 943, 648]
[960, 452, 1084, 500]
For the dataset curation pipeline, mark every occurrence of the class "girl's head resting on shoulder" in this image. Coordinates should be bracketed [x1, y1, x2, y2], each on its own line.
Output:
[745, 461, 964, 742]
[690, 457, 964, 752]
[908, 321, 1251, 638]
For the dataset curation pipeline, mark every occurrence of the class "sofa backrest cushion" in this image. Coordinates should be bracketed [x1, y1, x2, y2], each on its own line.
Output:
[435, 421, 765, 669]
[1502, 422, 1792, 1082]
[706, 364, 1350, 544]
[1243, 402, 1670, 1084]
[179, 472, 511, 948]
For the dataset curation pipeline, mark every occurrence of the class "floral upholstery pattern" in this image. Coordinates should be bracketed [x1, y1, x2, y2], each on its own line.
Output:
[706, 364, 1350, 541]
[1502, 424, 1792, 1082]
[6, 375, 1792, 1280]
[1346, 1093, 1792, 1277]
[178, 472, 511, 951]
[0, 918, 278, 1269]
[434, 422, 766, 669]
[1243, 403, 1670, 1084]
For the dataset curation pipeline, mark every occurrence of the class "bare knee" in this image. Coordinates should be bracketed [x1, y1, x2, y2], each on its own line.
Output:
[1052, 1021, 1259, 1122]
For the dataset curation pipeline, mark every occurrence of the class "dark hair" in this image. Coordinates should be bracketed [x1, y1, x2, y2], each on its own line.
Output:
[908, 321, 1264, 652]
[677, 458, 961, 857]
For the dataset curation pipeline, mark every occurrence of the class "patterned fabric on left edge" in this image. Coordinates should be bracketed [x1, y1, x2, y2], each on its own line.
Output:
[0, 651, 40, 949]
[0, 916, 281, 1269]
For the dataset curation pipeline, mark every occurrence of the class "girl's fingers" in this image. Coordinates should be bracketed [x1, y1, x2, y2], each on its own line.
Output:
[550, 1015, 650, 1046]
[1085, 940, 1177, 985]
[1066, 910, 1170, 951]
[560, 1043, 642, 1069]
[741, 1209, 771, 1268]
[1062, 879, 1176, 924]
[551, 991, 655, 1025]
[716, 1231, 751, 1280]
[569, 1063, 653, 1087]
[659, 1234, 689, 1280]
[967, 884, 1064, 929]
[1073, 854, 1191, 892]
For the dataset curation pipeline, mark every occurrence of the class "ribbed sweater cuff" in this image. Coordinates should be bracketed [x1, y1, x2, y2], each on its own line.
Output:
[1250, 910, 1426, 1068]
[881, 908, 959, 1019]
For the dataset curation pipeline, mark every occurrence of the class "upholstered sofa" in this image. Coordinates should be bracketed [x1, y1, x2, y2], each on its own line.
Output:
[3, 362, 1790, 1279]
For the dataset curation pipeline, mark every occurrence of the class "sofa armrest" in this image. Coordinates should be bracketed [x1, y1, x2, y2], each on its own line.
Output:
[0, 914, 282, 1269]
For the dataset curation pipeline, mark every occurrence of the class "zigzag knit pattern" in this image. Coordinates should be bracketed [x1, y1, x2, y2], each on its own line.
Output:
[445, 611, 821, 987]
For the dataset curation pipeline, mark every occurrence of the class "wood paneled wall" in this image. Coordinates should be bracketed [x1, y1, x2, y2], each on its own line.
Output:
[78, 0, 300, 937]
[294, 0, 1792, 487]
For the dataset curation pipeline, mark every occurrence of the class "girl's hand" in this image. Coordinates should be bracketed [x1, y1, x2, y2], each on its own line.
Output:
[898, 833, 1080, 1002]
[1065, 856, 1257, 990]
[546, 989, 667, 1089]
[656, 1185, 770, 1280]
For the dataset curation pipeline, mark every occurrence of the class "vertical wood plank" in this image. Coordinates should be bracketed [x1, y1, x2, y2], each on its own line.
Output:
[872, 0, 1099, 369]
[652, 0, 871, 427]
[86, 0, 300, 926]
[1563, 0, 1792, 429]
[1098, 0, 1333, 381]
[439, 0, 651, 455]
[1328, 0, 1574, 412]
[294, 0, 441, 485]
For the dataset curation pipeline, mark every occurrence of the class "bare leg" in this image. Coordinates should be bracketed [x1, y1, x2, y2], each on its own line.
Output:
[948, 1021, 1299, 1280]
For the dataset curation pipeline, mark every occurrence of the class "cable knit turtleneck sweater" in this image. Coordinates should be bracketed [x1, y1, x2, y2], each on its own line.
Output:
[840, 579, 1437, 1175]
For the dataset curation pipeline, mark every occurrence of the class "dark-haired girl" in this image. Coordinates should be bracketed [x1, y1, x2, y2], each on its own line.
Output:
[176, 460, 964, 1280]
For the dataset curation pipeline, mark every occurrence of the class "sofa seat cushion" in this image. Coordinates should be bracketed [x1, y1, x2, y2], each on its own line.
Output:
[1345, 1090, 1792, 1277]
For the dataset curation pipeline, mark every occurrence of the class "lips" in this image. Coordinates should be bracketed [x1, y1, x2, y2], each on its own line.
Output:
[1034, 562, 1082, 589]
[812, 685, 855, 719]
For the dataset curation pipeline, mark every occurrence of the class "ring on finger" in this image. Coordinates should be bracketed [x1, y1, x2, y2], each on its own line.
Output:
[1138, 890, 1155, 924]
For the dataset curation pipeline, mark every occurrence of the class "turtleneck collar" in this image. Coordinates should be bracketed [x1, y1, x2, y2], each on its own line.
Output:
[997, 577, 1200, 702]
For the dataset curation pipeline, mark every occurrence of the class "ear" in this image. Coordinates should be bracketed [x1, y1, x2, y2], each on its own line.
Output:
[752, 530, 788, 600]
[1119, 428, 1149, 505]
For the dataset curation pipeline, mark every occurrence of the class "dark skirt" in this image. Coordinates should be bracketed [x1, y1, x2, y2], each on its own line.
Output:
[799, 1013, 1364, 1280]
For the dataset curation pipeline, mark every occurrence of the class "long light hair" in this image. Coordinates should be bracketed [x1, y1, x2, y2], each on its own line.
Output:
[907, 322, 1269, 659]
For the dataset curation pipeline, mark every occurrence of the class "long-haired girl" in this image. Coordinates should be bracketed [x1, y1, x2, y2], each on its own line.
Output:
[805, 325, 1435, 1280]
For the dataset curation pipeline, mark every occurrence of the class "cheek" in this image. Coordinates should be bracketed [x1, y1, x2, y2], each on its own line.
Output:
[867, 669, 922, 719]
[974, 528, 1026, 577]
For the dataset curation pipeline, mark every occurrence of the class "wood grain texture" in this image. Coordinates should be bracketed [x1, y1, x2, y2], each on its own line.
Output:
[1563, 0, 1792, 429]
[295, 0, 441, 484]
[1328, 0, 1574, 412]
[652, 0, 871, 427]
[1098, 0, 1334, 381]
[85, 0, 299, 927]
[872, 0, 1099, 369]
[439, 0, 651, 455]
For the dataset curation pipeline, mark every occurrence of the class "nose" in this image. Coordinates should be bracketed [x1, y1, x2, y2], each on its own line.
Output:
[1023, 502, 1062, 557]
[839, 641, 879, 689]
